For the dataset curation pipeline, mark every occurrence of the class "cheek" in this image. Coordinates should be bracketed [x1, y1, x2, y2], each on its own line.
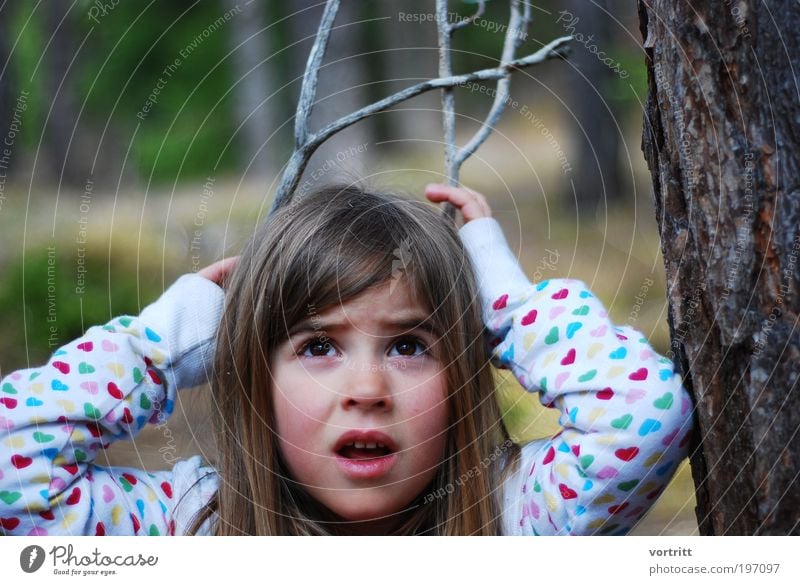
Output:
[403, 376, 450, 462]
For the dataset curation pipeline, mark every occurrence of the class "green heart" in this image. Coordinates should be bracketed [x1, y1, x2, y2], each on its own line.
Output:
[78, 362, 96, 374]
[578, 369, 597, 382]
[29, 371, 40, 380]
[654, 393, 674, 410]
[579, 455, 594, 469]
[119, 317, 133, 327]
[140, 393, 151, 409]
[611, 414, 633, 430]
[84, 403, 102, 419]
[75, 449, 87, 462]
[120, 477, 133, 492]
[0, 490, 22, 505]
[545, 327, 559, 345]
[33, 431, 55, 443]
[618, 480, 639, 492]
[539, 377, 548, 392]
[533, 480, 542, 493]
[2, 383, 17, 394]
[572, 305, 590, 316]
[149, 524, 160, 536]
[133, 368, 144, 383]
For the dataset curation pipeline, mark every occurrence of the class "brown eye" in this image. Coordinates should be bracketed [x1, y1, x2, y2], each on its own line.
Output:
[391, 337, 427, 357]
[301, 338, 334, 357]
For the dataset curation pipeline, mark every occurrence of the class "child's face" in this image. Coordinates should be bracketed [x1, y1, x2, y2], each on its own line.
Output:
[270, 278, 449, 530]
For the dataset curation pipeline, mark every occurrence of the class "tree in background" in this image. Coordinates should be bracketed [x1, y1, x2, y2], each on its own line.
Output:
[638, 0, 799, 534]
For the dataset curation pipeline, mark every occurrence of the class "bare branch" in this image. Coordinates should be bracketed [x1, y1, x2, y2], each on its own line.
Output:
[294, 0, 340, 148]
[456, 0, 526, 168]
[436, 0, 458, 224]
[269, 35, 571, 215]
[451, 1, 487, 32]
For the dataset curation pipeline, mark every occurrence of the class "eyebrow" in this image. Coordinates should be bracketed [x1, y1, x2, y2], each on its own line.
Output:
[288, 314, 438, 338]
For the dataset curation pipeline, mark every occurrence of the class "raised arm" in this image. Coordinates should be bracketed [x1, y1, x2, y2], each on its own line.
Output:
[0, 274, 224, 535]
[458, 217, 693, 535]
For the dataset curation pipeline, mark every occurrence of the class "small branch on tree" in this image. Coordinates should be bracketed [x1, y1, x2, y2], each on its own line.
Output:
[270, 0, 570, 217]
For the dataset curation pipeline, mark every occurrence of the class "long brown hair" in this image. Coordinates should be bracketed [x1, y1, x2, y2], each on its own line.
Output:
[186, 183, 520, 535]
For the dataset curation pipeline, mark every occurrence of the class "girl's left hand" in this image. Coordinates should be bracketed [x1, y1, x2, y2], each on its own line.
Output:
[197, 256, 239, 289]
[424, 183, 492, 224]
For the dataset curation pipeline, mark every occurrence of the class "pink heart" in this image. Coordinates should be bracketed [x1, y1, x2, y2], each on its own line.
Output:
[28, 527, 48, 535]
[101, 340, 119, 352]
[639, 349, 654, 360]
[80, 381, 99, 395]
[11, 372, 21, 380]
[590, 325, 608, 337]
[555, 372, 570, 389]
[548, 306, 566, 320]
[49, 477, 67, 491]
[661, 428, 679, 446]
[102, 484, 115, 503]
[625, 389, 646, 404]
[599, 311, 608, 318]
[0, 415, 14, 430]
[104, 410, 116, 423]
[596, 466, 619, 479]
[682, 396, 691, 415]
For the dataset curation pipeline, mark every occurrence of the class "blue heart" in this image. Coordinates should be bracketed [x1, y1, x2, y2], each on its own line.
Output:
[164, 399, 175, 416]
[535, 280, 550, 291]
[26, 397, 44, 407]
[500, 343, 515, 364]
[582, 480, 593, 491]
[568, 408, 579, 424]
[638, 418, 662, 436]
[41, 448, 59, 459]
[656, 461, 673, 476]
[659, 368, 672, 381]
[566, 322, 583, 339]
[609, 347, 627, 360]
[51, 380, 69, 391]
[136, 499, 146, 518]
[576, 505, 586, 516]
[558, 441, 571, 453]
[144, 327, 162, 342]
[39, 489, 49, 500]
[579, 290, 593, 298]
[53, 349, 67, 356]
[136, 415, 148, 429]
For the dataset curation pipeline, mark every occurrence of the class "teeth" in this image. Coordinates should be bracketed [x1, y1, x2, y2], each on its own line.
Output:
[341, 440, 389, 450]
[354, 441, 365, 449]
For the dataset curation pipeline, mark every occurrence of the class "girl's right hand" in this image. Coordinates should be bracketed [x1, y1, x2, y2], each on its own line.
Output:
[424, 183, 493, 224]
[197, 256, 239, 289]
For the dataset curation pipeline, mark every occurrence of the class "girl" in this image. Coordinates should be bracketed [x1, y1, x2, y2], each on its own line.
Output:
[0, 183, 692, 536]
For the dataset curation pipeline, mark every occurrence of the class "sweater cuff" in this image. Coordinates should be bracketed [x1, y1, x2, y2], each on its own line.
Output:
[138, 273, 225, 390]
[458, 217, 532, 308]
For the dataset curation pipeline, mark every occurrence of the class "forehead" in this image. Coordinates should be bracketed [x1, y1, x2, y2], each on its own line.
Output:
[290, 279, 433, 336]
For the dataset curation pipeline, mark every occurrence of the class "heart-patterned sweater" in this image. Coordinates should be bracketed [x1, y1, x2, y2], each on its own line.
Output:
[0, 217, 692, 535]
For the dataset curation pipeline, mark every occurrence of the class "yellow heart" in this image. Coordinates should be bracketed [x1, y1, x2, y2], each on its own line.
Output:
[29, 383, 44, 395]
[71, 429, 85, 442]
[52, 455, 67, 466]
[593, 494, 616, 505]
[26, 501, 45, 512]
[61, 512, 77, 529]
[56, 400, 75, 413]
[555, 463, 571, 479]
[607, 365, 625, 378]
[31, 474, 51, 485]
[644, 452, 663, 468]
[147, 487, 157, 502]
[523, 332, 537, 351]
[111, 505, 122, 526]
[636, 481, 659, 495]
[587, 518, 605, 530]
[542, 351, 557, 368]
[587, 342, 604, 358]
[588, 408, 606, 424]
[3, 436, 25, 448]
[597, 434, 617, 446]
[107, 363, 125, 378]
[544, 492, 559, 512]
[150, 349, 166, 366]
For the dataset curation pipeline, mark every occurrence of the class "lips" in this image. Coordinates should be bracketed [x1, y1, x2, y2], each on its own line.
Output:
[333, 429, 398, 458]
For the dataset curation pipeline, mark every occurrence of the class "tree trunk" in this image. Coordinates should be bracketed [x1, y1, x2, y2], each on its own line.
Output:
[223, 0, 281, 177]
[562, 0, 624, 210]
[638, 1, 800, 535]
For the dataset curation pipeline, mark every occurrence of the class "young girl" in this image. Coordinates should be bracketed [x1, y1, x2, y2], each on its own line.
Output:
[0, 183, 692, 536]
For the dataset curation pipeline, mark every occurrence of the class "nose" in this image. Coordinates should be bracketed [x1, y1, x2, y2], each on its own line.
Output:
[340, 359, 394, 412]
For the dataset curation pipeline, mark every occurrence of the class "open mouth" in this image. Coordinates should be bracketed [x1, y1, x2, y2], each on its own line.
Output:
[336, 441, 394, 460]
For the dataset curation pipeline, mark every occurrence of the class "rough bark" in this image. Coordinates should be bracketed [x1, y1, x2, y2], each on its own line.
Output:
[638, 1, 800, 535]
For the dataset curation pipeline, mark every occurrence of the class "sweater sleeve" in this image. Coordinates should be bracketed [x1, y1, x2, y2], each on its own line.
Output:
[459, 218, 693, 536]
[0, 273, 224, 536]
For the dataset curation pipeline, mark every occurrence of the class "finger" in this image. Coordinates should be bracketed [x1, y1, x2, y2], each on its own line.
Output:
[424, 184, 479, 209]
